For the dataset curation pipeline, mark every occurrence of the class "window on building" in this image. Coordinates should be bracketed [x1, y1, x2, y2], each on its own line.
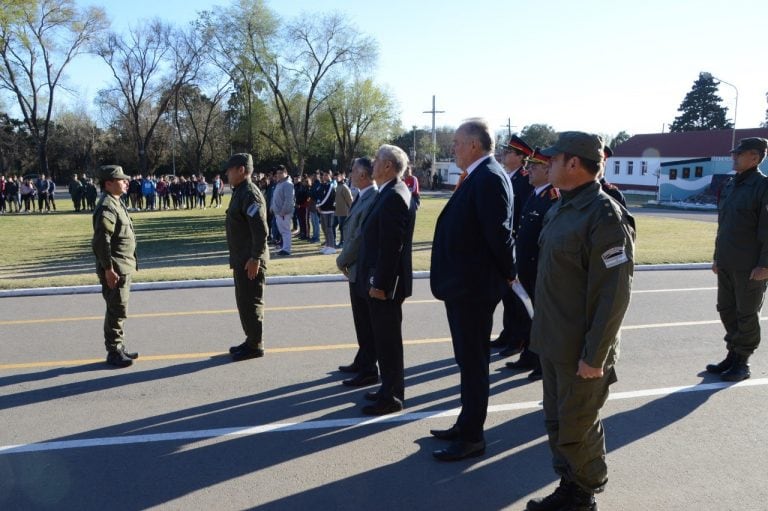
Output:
[641, 161, 648, 175]
[669, 169, 677, 180]
[682, 167, 690, 179]
[614, 160, 620, 175]
[695, 166, 703, 178]
[627, 161, 633, 175]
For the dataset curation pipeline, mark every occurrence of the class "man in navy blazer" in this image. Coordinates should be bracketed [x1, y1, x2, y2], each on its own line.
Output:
[430, 119, 515, 461]
[354, 144, 416, 416]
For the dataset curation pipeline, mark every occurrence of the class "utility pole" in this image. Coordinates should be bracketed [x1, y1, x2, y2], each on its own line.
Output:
[501, 118, 516, 137]
[423, 95, 444, 179]
[411, 125, 417, 164]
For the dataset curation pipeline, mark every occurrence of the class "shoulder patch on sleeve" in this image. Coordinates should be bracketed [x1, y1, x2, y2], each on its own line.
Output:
[246, 202, 260, 218]
[602, 245, 629, 269]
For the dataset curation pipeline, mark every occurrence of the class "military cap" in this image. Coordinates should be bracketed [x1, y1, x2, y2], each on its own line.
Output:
[502, 134, 534, 156]
[541, 131, 604, 163]
[730, 137, 768, 154]
[98, 165, 130, 181]
[527, 147, 551, 165]
[225, 153, 254, 172]
[604, 145, 614, 159]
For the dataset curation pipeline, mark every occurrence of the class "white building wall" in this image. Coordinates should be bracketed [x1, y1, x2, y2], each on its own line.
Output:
[606, 157, 699, 188]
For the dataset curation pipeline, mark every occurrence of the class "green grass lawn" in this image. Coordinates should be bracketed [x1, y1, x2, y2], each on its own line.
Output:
[0, 194, 716, 290]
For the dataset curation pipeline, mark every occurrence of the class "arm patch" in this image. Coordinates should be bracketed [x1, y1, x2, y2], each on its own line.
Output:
[602, 245, 629, 268]
[246, 202, 260, 218]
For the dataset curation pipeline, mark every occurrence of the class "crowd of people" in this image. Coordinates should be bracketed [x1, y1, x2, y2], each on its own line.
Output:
[0, 173, 78, 214]
[120, 173, 224, 212]
[249, 163, 420, 257]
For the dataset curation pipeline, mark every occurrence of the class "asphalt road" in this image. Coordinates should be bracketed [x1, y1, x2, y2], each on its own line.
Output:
[1, 270, 766, 510]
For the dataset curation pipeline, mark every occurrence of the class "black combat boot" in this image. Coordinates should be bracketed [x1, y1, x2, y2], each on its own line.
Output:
[705, 351, 735, 374]
[118, 345, 139, 360]
[106, 349, 133, 368]
[560, 485, 598, 511]
[526, 478, 575, 511]
[720, 354, 751, 382]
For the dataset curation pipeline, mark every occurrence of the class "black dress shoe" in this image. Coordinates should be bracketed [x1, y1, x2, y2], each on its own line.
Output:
[342, 373, 379, 387]
[499, 340, 525, 358]
[527, 367, 542, 381]
[364, 391, 380, 402]
[430, 425, 461, 441]
[229, 341, 247, 354]
[506, 350, 537, 370]
[433, 440, 485, 461]
[361, 399, 403, 416]
[118, 346, 139, 360]
[106, 350, 133, 368]
[489, 337, 508, 349]
[338, 362, 360, 373]
[231, 346, 265, 361]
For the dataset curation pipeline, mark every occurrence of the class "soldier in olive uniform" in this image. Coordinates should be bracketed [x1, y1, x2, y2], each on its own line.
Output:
[225, 153, 270, 361]
[92, 165, 139, 368]
[707, 137, 768, 381]
[527, 132, 635, 511]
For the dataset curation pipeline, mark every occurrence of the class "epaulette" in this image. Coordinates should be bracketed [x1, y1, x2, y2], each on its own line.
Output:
[603, 181, 618, 190]
[548, 187, 560, 200]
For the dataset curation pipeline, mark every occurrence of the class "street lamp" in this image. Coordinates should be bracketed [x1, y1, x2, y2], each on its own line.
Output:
[702, 72, 738, 150]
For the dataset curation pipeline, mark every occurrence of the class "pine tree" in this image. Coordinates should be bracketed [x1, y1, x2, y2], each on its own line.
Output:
[670, 73, 733, 132]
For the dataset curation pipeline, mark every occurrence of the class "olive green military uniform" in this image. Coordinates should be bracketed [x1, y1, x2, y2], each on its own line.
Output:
[226, 179, 269, 349]
[92, 191, 137, 353]
[714, 167, 768, 357]
[530, 180, 635, 494]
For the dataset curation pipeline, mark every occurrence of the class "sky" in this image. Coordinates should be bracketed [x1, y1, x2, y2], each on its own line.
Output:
[52, 0, 768, 140]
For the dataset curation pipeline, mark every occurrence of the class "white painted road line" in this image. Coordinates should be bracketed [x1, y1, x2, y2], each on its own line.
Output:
[2, 378, 765, 455]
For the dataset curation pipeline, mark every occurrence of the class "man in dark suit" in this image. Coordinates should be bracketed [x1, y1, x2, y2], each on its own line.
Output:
[492, 135, 535, 358]
[335, 157, 380, 386]
[355, 144, 416, 416]
[430, 119, 515, 461]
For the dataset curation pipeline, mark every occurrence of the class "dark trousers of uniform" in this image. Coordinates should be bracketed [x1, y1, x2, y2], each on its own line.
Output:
[498, 287, 528, 344]
[233, 267, 266, 349]
[98, 271, 132, 352]
[540, 356, 616, 494]
[349, 282, 378, 375]
[717, 269, 767, 356]
[445, 299, 495, 443]
[366, 296, 404, 403]
[516, 271, 538, 364]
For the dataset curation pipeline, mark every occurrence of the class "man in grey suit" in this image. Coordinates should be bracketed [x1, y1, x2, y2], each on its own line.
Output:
[336, 157, 380, 386]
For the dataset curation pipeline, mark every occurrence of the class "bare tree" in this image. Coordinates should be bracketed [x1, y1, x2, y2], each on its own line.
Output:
[0, 0, 107, 177]
[202, 2, 377, 172]
[170, 81, 230, 174]
[95, 19, 207, 174]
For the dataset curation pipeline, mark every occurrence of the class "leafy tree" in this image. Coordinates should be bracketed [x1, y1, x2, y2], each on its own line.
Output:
[46, 108, 99, 179]
[0, 112, 34, 173]
[519, 124, 557, 150]
[670, 73, 733, 132]
[610, 130, 631, 150]
[0, 0, 108, 179]
[325, 79, 399, 172]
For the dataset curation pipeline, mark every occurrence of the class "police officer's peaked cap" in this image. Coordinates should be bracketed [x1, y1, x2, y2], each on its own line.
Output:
[730, 137, 768, 154]
[527, 148, 551, 165]
[98, 165, 130, 181]
[541, 131, 605, 163]
[225, 153, 254, 172]
[502, 135, 534, 156]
